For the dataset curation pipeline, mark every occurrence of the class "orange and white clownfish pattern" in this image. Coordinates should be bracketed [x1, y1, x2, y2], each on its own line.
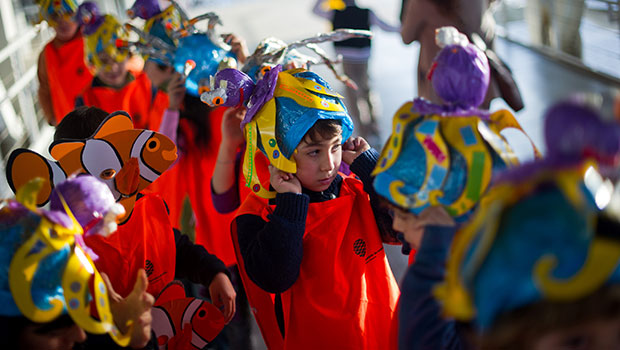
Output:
[6, 111, 177, 222]
[151, 281, 226, 349]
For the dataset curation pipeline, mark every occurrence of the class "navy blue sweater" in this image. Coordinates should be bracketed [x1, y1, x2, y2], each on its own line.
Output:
[235, 148, 398, 294]
[398, 225, 471, 349]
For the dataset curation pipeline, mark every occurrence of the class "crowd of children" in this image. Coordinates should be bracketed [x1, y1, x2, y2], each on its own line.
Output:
[2, 0, 620, 349]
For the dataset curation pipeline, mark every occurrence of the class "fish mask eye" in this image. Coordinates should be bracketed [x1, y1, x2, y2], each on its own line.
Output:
[146, 138, 160, 152]
[100, 168, 116, 180]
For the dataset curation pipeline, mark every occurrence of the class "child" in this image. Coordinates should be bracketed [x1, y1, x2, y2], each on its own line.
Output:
[36, 0, 93, 125]
[382, 99, 620, 349]
[46, 107, 237, 324]
[0, 176, 155, 349]
[438, 161, 620, 349]
[209, 29, 377, 210]
[371, 27, 540, 349]
[374, 26, 534, 260]
[74, 2, 168, 131]
[234, 67, 400, 349]
[130, 3, 249, 269]
[312, 0, 400, 138]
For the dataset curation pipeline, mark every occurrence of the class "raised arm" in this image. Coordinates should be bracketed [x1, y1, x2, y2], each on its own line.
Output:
[236, 192, 309, 293]
[345, 138, 400, 244]
[399, 225, 465, 349]
[369, 10, 401, 33]
[401, 0, 426, 44]
[312, 0, 334, 20]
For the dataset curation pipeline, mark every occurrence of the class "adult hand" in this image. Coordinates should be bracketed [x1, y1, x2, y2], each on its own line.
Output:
[103, 269, 155, 349]
[223, 33, 249, 65]
[269, 165, 302, 194]
[221, 106, 246, 149]
[208, 272, 236, 324]
[342, 136, 371, 165]
[167, 72, 186, 111]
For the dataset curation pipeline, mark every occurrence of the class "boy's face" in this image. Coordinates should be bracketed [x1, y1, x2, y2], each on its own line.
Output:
[293, 133, 342, 192]
[50, 13, 79, 42]
[96, 52, 129, 88]
[531, 317, 620, 350]
[391, 207, 425, 249]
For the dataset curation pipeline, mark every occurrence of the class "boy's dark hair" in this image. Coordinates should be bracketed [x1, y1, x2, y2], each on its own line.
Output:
[0, 314, 78, 349]
[179, 94, 214, 148]
[302, 119, 343, 144]
[477, 284, 620, 349]
[54, 106, 109, 141]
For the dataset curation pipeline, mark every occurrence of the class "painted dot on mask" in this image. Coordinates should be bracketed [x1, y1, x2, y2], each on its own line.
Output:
[70, 282, 81, 293]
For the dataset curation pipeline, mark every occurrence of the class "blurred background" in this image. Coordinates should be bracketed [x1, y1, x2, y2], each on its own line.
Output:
[0, 1, 616, 347]
[0, 0, 617, 198]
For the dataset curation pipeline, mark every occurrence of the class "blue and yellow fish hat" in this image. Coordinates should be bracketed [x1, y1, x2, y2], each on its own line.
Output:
[0, 179, 130, 345]
[173, 33, 236, 97]
[122, 3, 236, 96]
[125, 0, 183, 65]
[37, 0, 79, 26]
[76, 2, 130, 72]
[242, 65, 353, 198]
[434, 161, 620, 330]
[372, 28, 540, 221]
[372, 101, 537, 221]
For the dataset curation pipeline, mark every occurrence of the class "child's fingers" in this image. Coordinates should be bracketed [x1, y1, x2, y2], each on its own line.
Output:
[223, 297, 235, 324]
[101, 273, 121, 300]
[132, 269, 149, 295]
[221, 33, 233, 44]
[343, 138, 354, 151]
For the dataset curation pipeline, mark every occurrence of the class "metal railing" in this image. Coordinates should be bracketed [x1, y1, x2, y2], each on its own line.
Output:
[0, 19, 54, 198]
[493, 0, 620, 84]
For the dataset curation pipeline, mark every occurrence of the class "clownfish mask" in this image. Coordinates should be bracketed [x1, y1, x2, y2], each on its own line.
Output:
[6, 111, 177, 223]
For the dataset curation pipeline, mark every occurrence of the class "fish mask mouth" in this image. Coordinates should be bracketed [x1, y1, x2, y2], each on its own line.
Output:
[114, 158, 141, 196]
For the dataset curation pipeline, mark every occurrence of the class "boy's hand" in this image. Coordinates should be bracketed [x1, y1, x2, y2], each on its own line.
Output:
[342, 137, 371, 165]
[167, 72, 186, 111]
[222, 33, 249, 65]
[221, 106, 246, 149]
[145, 62, 174, 88]
[208, 272, 236, 324]
[103, 269, 155, 349]
[269, 165, 302, 194]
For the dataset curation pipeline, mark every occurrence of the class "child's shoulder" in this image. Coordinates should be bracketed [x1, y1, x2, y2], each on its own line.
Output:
[339, 173, 366, 193]
[238, 190, 272, 216]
